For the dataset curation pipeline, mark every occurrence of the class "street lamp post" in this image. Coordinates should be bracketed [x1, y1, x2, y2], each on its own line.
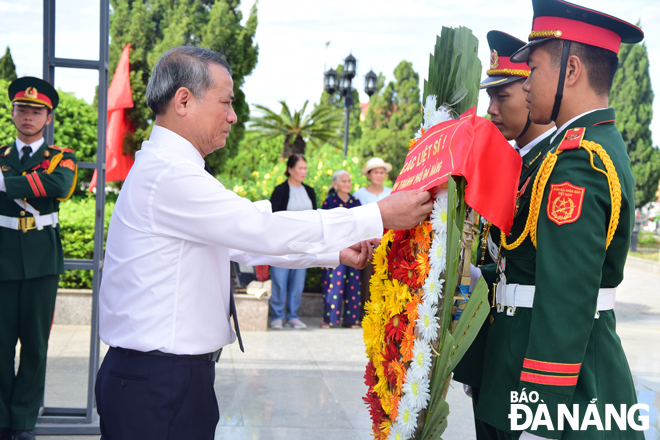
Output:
[324, 54, 378, 157]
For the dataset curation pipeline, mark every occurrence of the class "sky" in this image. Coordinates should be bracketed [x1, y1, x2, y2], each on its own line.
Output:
[1, 0, 659, 144]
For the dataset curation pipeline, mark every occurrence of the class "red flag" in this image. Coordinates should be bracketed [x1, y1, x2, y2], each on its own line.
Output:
[90, 44, 135, 191]
[392, 107, 521, 234]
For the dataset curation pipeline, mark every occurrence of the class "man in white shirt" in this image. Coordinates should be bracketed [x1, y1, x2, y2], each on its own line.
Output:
[95, 46, 432, 439]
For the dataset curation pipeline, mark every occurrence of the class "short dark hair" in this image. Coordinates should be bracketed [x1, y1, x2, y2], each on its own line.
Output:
[146, 46, 232, 116]
[284, 154, 306, 177]
[539, 40, 618, 96]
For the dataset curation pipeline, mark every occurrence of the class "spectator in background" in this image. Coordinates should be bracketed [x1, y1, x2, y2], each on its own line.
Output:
[353, 157, 393, 319]
[353, 157, 393, 204]
[268, 154, 316, 329]
[320, 170, 362, 329]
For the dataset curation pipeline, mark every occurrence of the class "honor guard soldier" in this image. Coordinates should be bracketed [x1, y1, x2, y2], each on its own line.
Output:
[0, 77, 77, 440]
[454, 30, 556, 440]
[475, 1, 645, 439]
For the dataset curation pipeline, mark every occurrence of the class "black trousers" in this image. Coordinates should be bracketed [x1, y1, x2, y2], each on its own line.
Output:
[95, 347, 219, 440]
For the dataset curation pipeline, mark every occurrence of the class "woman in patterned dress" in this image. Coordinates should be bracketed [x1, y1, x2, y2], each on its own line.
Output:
[320, 170, 362, 328]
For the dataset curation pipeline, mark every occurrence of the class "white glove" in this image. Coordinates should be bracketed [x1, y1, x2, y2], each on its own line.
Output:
[520, 431, 556, 440]
[0, 170, 5, 192]
[463, 384, 473, 398]
[469, 263, 482, 293]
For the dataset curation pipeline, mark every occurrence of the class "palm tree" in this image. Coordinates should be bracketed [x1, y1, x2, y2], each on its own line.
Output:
[250, 100, 344, 157]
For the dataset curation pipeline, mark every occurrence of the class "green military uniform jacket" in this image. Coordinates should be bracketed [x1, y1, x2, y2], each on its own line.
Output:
[476, 109, 642, 439]
[0, 141, 77, 281]
[453, 131, 555, 390]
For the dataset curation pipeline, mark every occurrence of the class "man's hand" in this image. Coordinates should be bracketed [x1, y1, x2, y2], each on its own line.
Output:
[377, 189, 433, 231]
[339, 240, 374, 269]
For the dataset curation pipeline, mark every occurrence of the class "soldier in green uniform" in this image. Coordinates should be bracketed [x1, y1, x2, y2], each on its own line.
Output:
[0, 77, 77, 440]
[475, 1, 645, 439]
[453, 30, 556, 440]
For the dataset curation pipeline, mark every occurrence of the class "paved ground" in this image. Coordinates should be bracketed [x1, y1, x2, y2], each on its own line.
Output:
[30, 257, 660, 439]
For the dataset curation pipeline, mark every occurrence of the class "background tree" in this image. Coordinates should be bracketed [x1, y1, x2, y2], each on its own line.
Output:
[319, 63, 362, 144]
[0, 47, 17, 82]
[250, 100, 344, 157]
[108, 0, 259, 175]
[610, 32, 660, 208]
[357, 60, 423, 177]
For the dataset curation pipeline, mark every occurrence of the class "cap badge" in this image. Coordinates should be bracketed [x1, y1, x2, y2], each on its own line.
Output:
[490, 50, 499, 70]
[25, 87, 38, 99]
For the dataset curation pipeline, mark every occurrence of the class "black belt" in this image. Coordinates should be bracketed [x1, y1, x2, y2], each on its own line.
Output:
[113, 347, 223, 363]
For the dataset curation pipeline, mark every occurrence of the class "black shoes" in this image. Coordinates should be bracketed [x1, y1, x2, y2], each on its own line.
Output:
[12, 431, 35, 440]
[0, 428, 11, 440]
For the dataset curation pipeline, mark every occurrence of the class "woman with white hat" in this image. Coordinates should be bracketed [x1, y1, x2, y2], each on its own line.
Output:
[352, 157, 392, 319]
[352, 157, 393, 205]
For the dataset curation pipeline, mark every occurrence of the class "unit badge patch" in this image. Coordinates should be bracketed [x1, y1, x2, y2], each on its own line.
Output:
[547, 182, 585, 226]
[59, 159, 75, 171]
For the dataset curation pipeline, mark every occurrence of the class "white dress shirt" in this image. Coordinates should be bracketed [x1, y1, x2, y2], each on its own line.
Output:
[513, 127, 556, 158]
[99, 126, 383, 355]
[550, 108, 604, 144]
[0, 137, 45, 192]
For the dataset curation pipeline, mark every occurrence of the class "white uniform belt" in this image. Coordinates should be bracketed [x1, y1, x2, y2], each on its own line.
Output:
[0, 213, 59, 231]
[496, 281, 616, 313]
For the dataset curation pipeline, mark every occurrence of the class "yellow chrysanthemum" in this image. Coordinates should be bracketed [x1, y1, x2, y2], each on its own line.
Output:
[380, 389, 395, 416]
[362, 315, 380, 357]
[378, 420, 392, 439]
[394, 280, 412, 313]
[383, 280, 404, 316]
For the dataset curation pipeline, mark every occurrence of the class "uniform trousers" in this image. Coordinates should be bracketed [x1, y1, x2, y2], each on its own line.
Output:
[321, 265, 361, 326]
[0, 275, 59, 431]
[95, 347, 219, 440]
[471, 386, 499, 440]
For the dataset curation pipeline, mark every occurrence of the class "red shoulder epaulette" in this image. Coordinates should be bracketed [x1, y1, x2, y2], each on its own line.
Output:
[48, 145, 74, 153]
[558, 127, 586, 151]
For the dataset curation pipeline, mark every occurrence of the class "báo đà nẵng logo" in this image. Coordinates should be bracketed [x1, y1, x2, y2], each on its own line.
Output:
[509, 389, 649, 431]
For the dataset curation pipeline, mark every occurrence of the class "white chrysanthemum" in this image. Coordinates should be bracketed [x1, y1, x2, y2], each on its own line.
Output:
[388, 423, 407, 440]
[409, 339, 433, 379]
[402, 369, 431, 411]
[431, 193, 449, 234]
[422, 95, 438, 126]
[413, 127, 423, 140]
[416, 301, 440, 343]
[422, 266, 443, 306]
[424, 106, 453, 130]
[395, 398, 419, 439]
[429, 236, 447, 274]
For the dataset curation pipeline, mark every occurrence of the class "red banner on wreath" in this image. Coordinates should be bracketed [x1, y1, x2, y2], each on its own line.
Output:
[392, 107, 521, 235]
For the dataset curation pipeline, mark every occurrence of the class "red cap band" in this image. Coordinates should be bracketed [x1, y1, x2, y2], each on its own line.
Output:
[12, 90, 53, 109]
[532, 16, 622, 54]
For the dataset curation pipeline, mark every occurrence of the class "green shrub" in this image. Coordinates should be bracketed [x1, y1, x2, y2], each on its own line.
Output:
[305, 267, 323, 293]
[639, 230, 660, 247]
[58, 196, 114, 289]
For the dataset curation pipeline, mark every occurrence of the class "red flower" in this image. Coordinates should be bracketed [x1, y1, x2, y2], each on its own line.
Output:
[364, 360, 378, 388]
[383, 339, 399, 363]
[392, 259, 420, 288]
[385, 314, 408, 343]
[363, 389, 386, 424]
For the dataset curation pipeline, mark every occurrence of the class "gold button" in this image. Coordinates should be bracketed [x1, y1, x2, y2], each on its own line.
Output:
[20, 211, 25, 216]
[490, 315, 495, 325]
[365, 233, 370, 238]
